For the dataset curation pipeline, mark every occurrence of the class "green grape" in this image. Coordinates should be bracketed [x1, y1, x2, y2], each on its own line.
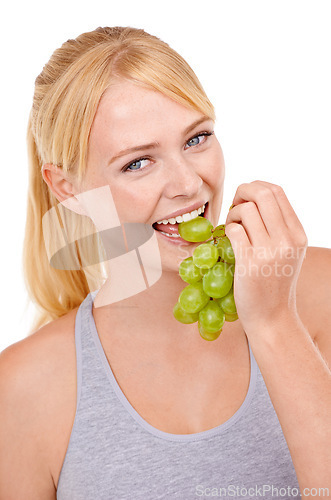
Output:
[215, 236, 235, 264]
[198, 300, 225, 333]
[178, 281, 210, 314]
[198, 321, 222, 341]
[178, 216, 213, 242]
[202, 261, 233, 299]
[179, 257, 202, 284]
[173, 302, 199, 324]
[224, 312, 238, 322]
[216, 288, 237, 315]
[212, 224, 225, 238]
[174, 215, 239, 337]
[192, 242, 219, 269]
[228, 264, 235, 276]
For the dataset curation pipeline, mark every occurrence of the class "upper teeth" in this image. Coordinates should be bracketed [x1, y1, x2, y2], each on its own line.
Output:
[156, 203, 206, 225]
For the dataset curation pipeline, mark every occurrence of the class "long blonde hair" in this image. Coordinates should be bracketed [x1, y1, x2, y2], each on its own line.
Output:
[23, 26, 216, 333]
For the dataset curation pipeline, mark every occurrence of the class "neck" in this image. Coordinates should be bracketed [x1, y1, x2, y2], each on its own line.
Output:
[95, 269, 185, 310]
[92, 269, 201, 343]
[91, 267, 244, 354]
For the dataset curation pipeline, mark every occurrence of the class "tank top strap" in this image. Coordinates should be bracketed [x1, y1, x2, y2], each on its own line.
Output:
[73, 292, 110, 411]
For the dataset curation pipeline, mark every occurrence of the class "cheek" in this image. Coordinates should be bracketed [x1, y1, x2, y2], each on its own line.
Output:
[109, 184, 155, 222]
[80, 164, 159, 223]
[204, 146, 225, 187]
[77, 173, 136, 222]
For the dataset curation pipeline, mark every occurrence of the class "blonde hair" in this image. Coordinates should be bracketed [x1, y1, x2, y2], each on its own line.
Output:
[23, 26, 216, 333]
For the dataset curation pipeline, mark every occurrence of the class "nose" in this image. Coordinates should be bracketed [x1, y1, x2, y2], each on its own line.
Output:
[162, 155, 203, 199]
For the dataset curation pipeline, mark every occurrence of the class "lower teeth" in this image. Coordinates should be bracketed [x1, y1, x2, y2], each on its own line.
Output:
[159, 231, 181, 238]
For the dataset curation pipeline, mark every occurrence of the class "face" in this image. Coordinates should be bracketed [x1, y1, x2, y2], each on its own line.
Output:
[77, 79, 225, 272]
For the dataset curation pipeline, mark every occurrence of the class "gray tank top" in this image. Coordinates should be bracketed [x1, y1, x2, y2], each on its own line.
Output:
[56, 293, 300, 499]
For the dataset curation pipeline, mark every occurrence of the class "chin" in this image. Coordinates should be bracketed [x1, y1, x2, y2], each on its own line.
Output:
[158, 239, 200, 275]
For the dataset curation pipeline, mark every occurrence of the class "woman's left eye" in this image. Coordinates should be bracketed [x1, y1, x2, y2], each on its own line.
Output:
[186, 131, 214, 149]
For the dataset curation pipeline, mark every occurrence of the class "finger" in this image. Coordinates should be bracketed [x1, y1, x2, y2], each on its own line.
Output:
[225, 222, 250, 255]
[249, 180, 307, 237]
[231, 182, 287, 238]
[226, 201, 270, 245]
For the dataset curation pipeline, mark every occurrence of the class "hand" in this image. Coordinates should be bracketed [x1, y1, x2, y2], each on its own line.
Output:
[225, 180, 308, 336]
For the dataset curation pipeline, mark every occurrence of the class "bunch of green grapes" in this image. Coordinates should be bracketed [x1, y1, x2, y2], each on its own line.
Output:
[173, 216, 237, 341]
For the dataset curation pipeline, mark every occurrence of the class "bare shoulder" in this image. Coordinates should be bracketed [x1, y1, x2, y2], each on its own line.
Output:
[297, 246, 331, 328]
[0, 306, 79, 499]
[296, 246, 331, 366]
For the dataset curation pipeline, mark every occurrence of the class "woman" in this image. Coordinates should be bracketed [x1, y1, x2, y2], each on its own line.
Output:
[0, 26, 330, 499]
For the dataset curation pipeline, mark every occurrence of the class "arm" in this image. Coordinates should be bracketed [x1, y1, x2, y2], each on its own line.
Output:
[0, 341, 57, 500]
[249, 312, 331, 496]
[225, 181, 331, 497]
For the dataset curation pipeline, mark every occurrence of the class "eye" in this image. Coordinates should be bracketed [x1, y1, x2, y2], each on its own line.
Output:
[185, 131, 214, 149]
[122, 130, 214, 173]
[123, 157, 151, 173]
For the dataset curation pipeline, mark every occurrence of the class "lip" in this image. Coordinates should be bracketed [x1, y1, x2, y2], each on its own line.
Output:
[153, 200, 208, 224]
[153, 202, 210, 245]
[156, 231, 194, 245]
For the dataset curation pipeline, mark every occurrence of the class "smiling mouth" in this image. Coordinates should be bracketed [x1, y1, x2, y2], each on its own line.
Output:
[152, 202, 208, 238]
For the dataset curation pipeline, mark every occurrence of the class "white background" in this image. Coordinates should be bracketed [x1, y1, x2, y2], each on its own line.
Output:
[0, 0, 330, 351]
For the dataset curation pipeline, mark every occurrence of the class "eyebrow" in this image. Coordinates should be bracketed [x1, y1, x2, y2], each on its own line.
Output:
[107, 116, 212, 166]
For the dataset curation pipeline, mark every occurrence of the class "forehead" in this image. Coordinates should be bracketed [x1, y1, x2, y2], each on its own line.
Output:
[89, 79, 205, 151]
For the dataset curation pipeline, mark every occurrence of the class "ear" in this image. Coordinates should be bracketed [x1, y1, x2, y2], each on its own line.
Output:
[41, 164, 87, 216]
